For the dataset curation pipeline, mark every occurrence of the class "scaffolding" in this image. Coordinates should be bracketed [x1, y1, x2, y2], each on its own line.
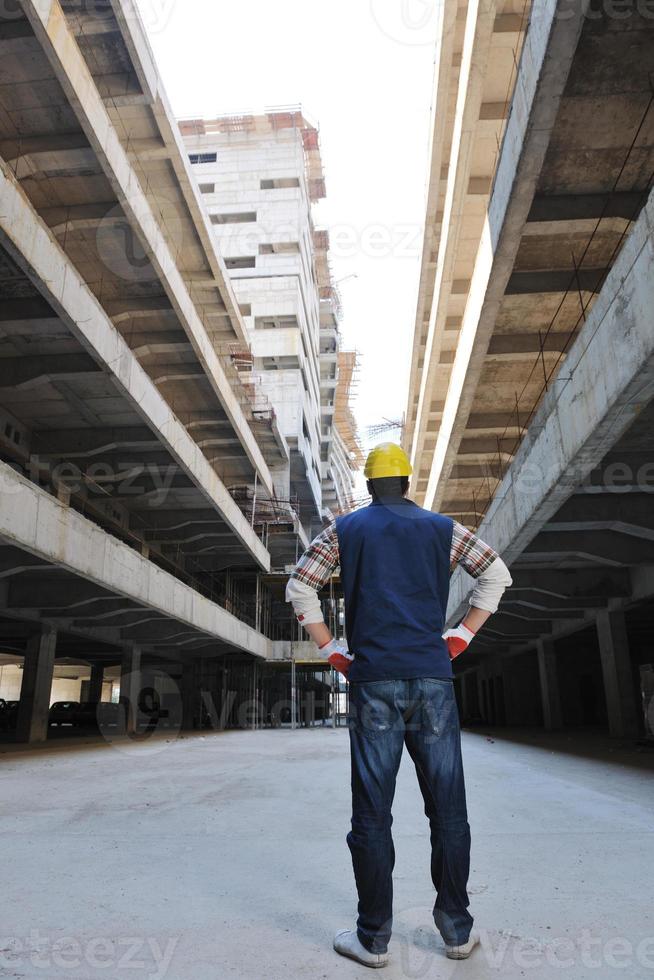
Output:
[334, 350, 365, 471]
[212, 341, 277, 427]
[367, 417, 406, 440]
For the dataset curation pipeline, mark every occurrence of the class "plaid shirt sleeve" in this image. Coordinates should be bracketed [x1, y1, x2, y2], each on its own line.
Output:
[450, 520, 499, 577]
[290, 524, 340, 590]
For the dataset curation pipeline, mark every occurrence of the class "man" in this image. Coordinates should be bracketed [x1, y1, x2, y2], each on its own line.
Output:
[286, 442, 512, 968]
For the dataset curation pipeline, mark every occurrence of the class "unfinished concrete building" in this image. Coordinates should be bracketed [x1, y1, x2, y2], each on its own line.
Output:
[179, 111, 343, 542]
[0, 1, 354, 743]
[405, 0, 654, 739]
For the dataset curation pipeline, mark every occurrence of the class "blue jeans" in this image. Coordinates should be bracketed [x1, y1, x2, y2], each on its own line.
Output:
[347, 678, 473, 953]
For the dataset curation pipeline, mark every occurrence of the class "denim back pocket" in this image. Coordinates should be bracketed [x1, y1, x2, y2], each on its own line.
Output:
[349, 681, 397, 740]
[420, 678, 457, 738]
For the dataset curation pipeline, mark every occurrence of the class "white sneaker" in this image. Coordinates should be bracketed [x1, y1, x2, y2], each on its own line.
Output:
[445, 931, 480, 960]
[333, 930, 389, 968]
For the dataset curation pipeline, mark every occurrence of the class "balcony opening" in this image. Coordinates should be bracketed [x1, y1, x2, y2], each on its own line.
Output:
[211, 212, 257, 224]
[224, 256, 256, 270]
[254, 316, 299, 330]
[258, 242, 300, 254]
[260, 177, 301, 190]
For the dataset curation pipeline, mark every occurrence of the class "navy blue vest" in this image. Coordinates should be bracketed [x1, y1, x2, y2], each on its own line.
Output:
[335, 499, 454, 683]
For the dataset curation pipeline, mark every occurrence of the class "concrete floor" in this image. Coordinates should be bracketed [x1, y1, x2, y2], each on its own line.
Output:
[1, 728, 653, 980]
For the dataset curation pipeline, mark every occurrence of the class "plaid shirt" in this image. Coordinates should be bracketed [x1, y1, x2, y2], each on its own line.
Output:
[290, 520, 499, 591]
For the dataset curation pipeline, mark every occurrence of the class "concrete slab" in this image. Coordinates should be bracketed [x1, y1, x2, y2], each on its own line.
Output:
[0, 461, 271, 658]
[1, 728, 652, 979]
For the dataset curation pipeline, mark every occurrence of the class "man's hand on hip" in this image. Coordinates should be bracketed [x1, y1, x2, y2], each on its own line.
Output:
[443, 623, 476, 660]
[319, 638, 354, 677]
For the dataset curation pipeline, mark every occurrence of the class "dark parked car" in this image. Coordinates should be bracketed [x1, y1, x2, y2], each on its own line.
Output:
[49, 701, 79, 727]
[70, 701, 120, 730]
[96, 702, 120, 730]
[73, 702, 101, 729]
[0, 700, 19, 732]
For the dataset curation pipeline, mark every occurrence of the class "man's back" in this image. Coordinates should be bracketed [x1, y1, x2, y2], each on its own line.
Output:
[336, 499, 453, 682]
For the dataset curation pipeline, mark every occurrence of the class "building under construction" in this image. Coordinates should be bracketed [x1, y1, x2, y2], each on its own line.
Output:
[0, 3, 359, 743]
[405, 0, 654, 740]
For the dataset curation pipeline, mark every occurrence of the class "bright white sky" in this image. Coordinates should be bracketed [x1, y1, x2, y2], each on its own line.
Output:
[137, 0, 438, 445]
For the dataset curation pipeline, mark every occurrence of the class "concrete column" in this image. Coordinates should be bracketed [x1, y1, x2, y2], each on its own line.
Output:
[537, 638, 563, 731]
[492, 660, 507, 726]
[118, 647, 142, 736]
[16, 630, 58, 744]
[87, 663, 104, 705]
[596, 610, 639, 738]
[181, 658, 201, 730]
[478, 668, 488, 722]
[497, 656, 520, 725]
[459, 674, 470, 723]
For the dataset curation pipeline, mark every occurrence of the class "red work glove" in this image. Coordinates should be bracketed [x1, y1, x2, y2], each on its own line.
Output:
[319, 639, 354, 677]
[443, 623, 476, 660]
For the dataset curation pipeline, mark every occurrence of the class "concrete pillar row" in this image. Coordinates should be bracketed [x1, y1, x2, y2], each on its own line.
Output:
[537, 638, 563, 731]
[596, 610, 639, 739]
[118, 647, 142, 736]
[16, 629, 58, 744]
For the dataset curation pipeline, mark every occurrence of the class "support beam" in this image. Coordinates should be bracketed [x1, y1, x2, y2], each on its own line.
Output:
[508, 568, 631, 599]
[8, 578, 114, 611]
[0, 298, 58, 322]
[522, 530, 654, 566]
[0, 133, 90, 159]
[547, 494, 654, 538]
[528, 192, 645, 224]
[15, 629, 57, 743]
[181, 658, 201, 731]
[537, 637, 563, 731]
[0, 354, 101, 388]
[0, 18, 34, 40]
[118, 646, 142, 736]
[596, 610, 639, 739]
[506, 268, 607, 295]
[466, 412, 526, 433]
[459, 673, 470, 722]
[88, 662, 104, 705]
[487, 333, 571, 356]
[8, 147, 99, 181]
[493, 12, 525, 32]
[31, 426, 160, 458]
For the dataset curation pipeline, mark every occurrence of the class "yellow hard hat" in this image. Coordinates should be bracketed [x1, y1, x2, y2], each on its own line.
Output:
[364, 442, 413, 480]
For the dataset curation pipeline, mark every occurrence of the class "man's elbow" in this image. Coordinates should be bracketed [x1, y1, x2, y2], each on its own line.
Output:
[495, 556, 513, 589]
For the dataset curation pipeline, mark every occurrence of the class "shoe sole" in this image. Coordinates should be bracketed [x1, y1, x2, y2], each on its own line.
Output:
[333, 945, 388, 969]
[446, 942, 480, 960]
